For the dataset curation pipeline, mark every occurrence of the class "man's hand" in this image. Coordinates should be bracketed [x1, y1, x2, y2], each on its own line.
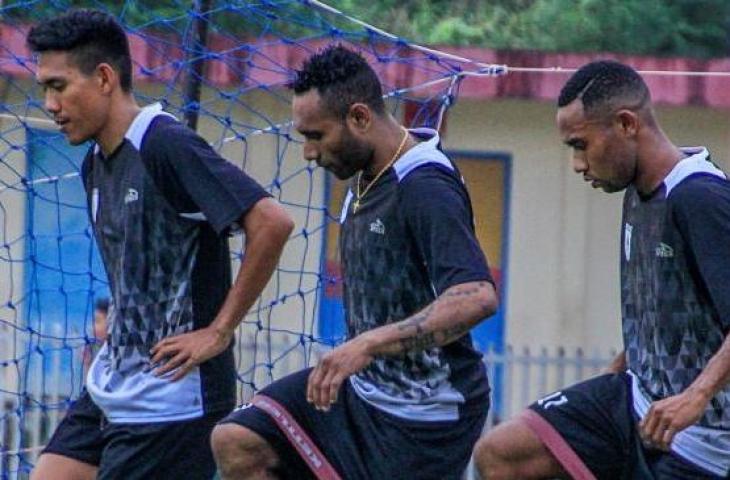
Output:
[307, 336, 373, 411]
[639, 389, 709, 451]
[150, 326, 233, 381]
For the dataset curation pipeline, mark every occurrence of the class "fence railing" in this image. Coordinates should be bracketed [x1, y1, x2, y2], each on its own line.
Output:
[483, 345, 615, 426]
[0, 334, 615, 479]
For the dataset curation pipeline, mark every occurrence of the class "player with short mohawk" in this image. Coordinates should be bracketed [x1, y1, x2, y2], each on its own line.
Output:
[212, 44, 499, 480]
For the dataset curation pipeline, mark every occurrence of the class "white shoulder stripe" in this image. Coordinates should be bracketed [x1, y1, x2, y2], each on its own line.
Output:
[393, 128, 454, 182]
[664, 148, 726, 196]
[93, 103, 177, 155]
[126, 103, 177, 151]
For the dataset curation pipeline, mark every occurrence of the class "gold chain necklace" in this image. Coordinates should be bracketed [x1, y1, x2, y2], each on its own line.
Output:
[353, 127, 409, 213]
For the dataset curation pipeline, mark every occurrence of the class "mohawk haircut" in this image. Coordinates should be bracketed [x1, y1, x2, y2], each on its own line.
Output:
[291, 45, 385, 119]
[558, 60, 650, 119]
[27, 9, 133, 92]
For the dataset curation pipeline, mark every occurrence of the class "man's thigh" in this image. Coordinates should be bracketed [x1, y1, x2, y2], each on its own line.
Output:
[31, 453, 97, 480]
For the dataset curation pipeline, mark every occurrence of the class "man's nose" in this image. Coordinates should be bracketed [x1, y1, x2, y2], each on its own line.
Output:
[303, 142, 319, 163]
[572, 154, 587, 174]
[45, 91, 61, 114]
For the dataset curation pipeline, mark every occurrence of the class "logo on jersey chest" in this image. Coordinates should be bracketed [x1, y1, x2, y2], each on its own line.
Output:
[655, 242, 674, 258]
[124, 188, 139, 204]
[369, 218, 385, 235]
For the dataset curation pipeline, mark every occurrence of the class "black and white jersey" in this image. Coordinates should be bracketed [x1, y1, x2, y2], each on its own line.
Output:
[340, 128, 493, 422]
[621, 148, 730, 475]
[83, 104, 269, 423]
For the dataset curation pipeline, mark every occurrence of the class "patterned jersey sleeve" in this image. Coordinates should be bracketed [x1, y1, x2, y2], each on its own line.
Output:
[399, 164, 493, 294]
[140, 116, 271, 235]
[671, 174, 730, 330]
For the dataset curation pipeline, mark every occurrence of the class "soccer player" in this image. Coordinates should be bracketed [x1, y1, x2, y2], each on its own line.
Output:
[27, 9, 294, 480]
[211, 45, 498, 479]
[474, 60, 730, 479]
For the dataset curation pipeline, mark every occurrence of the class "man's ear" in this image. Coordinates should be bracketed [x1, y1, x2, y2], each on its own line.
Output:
[615, 109, 639, 137]
[346, 103, 372, 133]
[96, 63, 117, 95]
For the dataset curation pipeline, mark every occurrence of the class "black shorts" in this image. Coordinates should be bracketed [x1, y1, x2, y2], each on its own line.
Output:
[43, 390, 225, 480]
[526, 373, 722, 480]
[221, 368, 488, 480]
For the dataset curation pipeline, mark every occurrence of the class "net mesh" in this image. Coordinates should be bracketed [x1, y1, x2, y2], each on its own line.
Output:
[0, 1, 485, 476]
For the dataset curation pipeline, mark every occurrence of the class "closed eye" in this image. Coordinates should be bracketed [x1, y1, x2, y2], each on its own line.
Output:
[39, 79, 66, 93]
[565, 139, 586, 151]
[297, 129, 322, 141]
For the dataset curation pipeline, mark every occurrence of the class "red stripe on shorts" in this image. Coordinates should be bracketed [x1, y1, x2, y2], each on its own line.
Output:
[251, 394, 342, 480]
[521, 409, 597, 480]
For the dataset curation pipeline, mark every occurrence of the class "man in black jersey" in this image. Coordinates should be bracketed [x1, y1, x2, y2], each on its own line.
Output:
[475, 60, 730, 479]
[212, 45, 498, 479]
[28, 9, 293, 480]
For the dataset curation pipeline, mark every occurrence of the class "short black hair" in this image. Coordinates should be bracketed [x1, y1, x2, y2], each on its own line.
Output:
[558, 60, 649, 118]
[291, 45, 385, 119]
[27, 9, 133, 93]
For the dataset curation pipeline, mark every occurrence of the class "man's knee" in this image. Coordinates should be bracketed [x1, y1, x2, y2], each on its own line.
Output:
[30, 453, 97, 480]
[474, 431, 514, 480]
[211, 423, 278, 476]
[473, 418, 564, 480]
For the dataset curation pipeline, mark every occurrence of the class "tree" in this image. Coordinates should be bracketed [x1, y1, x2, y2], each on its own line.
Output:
[6, 0, 730, 59]
[337, 0, 730, 58]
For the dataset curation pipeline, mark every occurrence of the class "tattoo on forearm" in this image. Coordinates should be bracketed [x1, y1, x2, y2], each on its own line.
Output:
[399, 321, 472, 352]
[399, 332, 437, 352]
[396, 282, 490, 353]
[441, 282, 487, 299]
[397, 282, 488, 334]
[397, 303, 435, 335]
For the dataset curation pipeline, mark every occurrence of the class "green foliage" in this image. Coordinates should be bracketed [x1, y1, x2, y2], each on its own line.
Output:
[506, 0, 730, 58]
[337, 0, 730, 58]
[3, 0, 729, 58]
